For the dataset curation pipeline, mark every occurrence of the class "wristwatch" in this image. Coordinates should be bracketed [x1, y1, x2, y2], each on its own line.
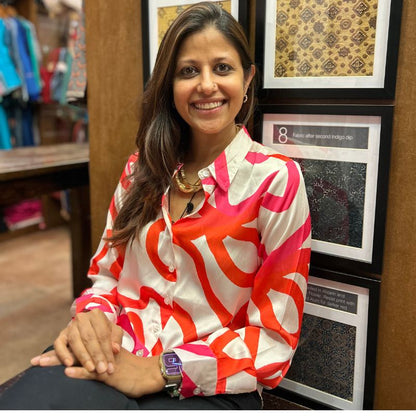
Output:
[159, 350, 183, 397]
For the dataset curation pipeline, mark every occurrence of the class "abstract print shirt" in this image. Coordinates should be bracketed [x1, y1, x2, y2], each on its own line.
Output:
[73, 127, 311, 398]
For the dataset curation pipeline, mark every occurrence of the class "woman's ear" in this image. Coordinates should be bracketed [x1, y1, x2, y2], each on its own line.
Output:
[244, 64, 256, 92]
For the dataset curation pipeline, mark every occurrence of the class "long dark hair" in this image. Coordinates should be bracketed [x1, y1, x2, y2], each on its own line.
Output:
[109, 2, 256, 246]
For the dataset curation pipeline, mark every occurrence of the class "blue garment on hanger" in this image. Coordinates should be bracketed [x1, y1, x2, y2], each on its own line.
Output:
[51, 48, 71, 103]
[21, 103, 34, 146]
[0, 105, 12, 149]
[0, 19, 21, 95]
[15, 18, 40, 101]
[20, 18, 41, 91]
[3, 18, 27, 101]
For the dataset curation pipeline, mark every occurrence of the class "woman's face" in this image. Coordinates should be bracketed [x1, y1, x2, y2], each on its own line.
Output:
[173, 26, 254, 144]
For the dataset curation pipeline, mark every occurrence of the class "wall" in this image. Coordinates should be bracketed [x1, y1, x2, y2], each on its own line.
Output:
[85, 0, 415, 409]
[373, 0, 416, 409]
[85, 1, 142, 249]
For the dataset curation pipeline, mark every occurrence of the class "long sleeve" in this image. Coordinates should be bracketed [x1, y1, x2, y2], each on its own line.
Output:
[70, 154, 138, 322]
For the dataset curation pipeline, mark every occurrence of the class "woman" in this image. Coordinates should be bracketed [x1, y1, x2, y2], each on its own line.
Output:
[0, 2, 311, 410]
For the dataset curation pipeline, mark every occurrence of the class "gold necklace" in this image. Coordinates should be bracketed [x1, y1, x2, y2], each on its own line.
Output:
[174, 166, 202, 193]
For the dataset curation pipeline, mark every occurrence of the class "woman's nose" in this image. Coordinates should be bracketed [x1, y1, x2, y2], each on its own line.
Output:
[197, 71, 217, 94]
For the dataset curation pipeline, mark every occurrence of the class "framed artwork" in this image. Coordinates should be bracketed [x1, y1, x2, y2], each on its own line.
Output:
[275, 268, 380, 409]
[255, 0, 403, 99]
[256, 104, 393, 274]
[141, 0, 248, 82]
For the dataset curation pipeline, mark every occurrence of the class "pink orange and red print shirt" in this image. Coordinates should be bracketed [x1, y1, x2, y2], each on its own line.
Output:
[73, 127, 311, 398]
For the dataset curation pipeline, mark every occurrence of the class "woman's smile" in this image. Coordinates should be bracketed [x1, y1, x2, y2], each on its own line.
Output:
[192, 100, 225, 111]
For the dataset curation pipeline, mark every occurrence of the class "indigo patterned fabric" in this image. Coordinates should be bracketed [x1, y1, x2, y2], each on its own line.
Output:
[286, 313, 356, 401]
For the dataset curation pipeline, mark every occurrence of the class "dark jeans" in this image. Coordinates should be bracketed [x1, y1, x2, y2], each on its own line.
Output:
[0, 364, 262, 410]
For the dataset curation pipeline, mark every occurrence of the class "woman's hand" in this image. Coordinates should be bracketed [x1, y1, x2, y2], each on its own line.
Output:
[64, 348, 165, 398]
[31, 309, 123, 375]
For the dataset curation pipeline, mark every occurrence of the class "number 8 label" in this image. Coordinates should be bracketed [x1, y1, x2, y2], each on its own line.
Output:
[278, 127, 288, 144]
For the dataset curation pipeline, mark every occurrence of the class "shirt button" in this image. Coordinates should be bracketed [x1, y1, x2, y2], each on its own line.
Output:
[137, 349, 143, 357]
[193, 387, 201, 395]
[164, 297, 172, 306]
[168, 265, 175, 273]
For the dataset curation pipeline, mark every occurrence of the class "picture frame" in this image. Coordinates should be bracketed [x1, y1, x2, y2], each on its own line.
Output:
[274, 267, 380, 410]
[255, 104, 393, 275]
[255, 0, 403, 99]
[141, 0, 248, 83]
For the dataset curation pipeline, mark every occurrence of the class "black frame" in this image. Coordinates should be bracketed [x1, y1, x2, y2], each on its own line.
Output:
[255, 0, 403, 100]
[270, 267, 380, 410]
[254, 104, 393, 276]
[141, 0, 249, 84]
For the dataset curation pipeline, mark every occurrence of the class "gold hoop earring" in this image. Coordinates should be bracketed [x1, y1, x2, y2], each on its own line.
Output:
[243, 94, 248, 103]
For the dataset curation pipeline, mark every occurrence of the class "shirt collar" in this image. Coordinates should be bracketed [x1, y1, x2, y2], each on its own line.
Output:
[204, 126, 253, 192]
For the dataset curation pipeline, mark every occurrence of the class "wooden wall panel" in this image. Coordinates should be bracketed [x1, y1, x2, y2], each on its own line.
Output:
[374, 0, 416, 409]
[85, 1, 142, 249]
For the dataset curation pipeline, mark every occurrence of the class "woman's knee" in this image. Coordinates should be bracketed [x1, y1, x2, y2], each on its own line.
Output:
[0, 365, 136, 410]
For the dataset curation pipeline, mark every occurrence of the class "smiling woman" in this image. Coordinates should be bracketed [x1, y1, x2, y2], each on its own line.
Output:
[0, 2, 311, 410]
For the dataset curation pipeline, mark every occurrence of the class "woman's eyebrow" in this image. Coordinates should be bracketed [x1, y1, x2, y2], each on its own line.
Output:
[176, 55, 234, 65]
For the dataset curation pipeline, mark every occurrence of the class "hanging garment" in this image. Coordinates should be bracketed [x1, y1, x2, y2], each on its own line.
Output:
[66, 7, 86, 101]
[20, 102, 34, 146]
[50, 47, 72, 103]
[0, 19, 21, 95]
[3, 17, 27, 100]
[15, 18, 40, 101]
[20, 18, 41, 92]
[0, 104, 12, 149]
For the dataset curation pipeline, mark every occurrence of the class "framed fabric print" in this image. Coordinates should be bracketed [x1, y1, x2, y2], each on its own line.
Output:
[255, 0, 403, 99]
[256, 104, 393, 275]
[141, 0, 248, 82]
[274, 268, 380, 409]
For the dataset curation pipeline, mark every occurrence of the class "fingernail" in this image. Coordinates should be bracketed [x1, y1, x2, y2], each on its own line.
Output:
[30, 356, 40, 365]
[96, 361, 106, 374]
[85, 360, 95, 372]
[107, 362, 114, 374]
[64, 358, 72, 367]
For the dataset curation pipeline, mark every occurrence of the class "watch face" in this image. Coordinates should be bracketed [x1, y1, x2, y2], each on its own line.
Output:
[163, 352, 182, 376]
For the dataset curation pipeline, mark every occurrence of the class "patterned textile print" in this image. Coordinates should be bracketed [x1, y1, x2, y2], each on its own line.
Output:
[285, 313, 356, 401]
[274, 0, 378, 78]
[157, 1, 232, 46]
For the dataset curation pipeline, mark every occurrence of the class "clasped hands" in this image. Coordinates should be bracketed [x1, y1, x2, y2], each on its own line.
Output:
[30, 309, 165, 397]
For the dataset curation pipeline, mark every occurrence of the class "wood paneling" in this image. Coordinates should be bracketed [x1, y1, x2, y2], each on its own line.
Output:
[374, 0, 416, 409]
[85, 1, 143, 249]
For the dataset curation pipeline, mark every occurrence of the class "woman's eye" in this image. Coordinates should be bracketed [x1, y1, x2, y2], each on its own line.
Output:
[179, 66, 198, 77]
[216, 63, 232, 73]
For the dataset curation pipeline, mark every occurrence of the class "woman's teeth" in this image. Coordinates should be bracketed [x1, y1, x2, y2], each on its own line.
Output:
[194, 101, 223, 110]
